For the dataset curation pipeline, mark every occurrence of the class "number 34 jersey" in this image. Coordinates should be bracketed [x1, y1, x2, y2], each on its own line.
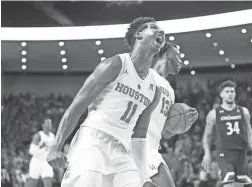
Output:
[215, 105, 248, 150]
[82, 53, 156, 151]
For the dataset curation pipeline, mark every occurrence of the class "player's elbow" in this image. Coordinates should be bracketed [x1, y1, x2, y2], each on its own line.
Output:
[29, 144, 39, 156]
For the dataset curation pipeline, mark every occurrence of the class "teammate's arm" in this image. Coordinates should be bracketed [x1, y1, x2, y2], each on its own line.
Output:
[29, 133, 44, 155]
[47, 55, 122, 168]
[133, 86, 161, 138]
[243, 107, 252, 150]
[131, 86, 161, 185]
[202, 109, 216, 170]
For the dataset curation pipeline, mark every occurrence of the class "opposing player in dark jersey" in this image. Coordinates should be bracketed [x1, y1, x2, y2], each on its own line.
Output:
[202, 80, 252, 187]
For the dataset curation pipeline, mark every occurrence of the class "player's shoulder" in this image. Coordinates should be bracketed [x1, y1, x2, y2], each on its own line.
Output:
[207, 108, 216, 120]
[93, 54, 123, 82]
[150, 68, 169, 85]
[102, 54, 122, 68]
[150, 68, 162, 80]
[240, 106, 250, 117]
[50, 132, 56, 138]
[37, 130, 43, 136]
[32, 131, 41, 142]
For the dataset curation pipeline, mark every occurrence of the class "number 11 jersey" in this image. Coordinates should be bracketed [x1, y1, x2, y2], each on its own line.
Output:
[82, 53, 156, 151]
[215, 105, 248, 150]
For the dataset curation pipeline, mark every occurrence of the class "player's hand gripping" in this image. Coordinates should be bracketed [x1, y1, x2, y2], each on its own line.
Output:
[181, 103, 198, 125]
[201, 153, 211, 171]
[47, 147, 67, 169]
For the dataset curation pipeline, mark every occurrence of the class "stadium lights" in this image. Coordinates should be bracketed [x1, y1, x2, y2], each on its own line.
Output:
[21, 50, 27, 55]
[191, 70, 196, 75]
[231, 64, 235, 68]
[96, 41, 101, 45]
[180, 53, 185, 58]
[219, 50, 224, 55]
[21, 42, 26, 47]
[62, 65, 68, 69]
[213, 42, 218, 47]
[21, 58, 27, 63]
[169, 36, 175, 41]
[21, 65, 27, 70]
[206, 33, 211, 38]
[176, 45, 180, 50]
[225, 57, 230, 62]
[184, 60, 189, 65]
[250, 38, 252, 43]
[62, 58, 67, 63]
[98, 49, 104, 54]
[59, 42, 64, 46]
[101, 57, 106, 61]
[241, 28, 247, 34]
[2, 10, 252, 41]
[60, 50, 66, 55]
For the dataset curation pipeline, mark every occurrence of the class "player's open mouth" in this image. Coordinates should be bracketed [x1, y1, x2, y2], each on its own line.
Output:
[156, 36, 163, 45]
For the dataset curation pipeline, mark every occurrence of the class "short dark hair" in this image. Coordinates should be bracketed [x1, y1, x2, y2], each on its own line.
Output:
[125, 17, 156, 48]
[219, 80, 237, 93]
[154, 42, 177, 59]
[42, 118, 52, 125]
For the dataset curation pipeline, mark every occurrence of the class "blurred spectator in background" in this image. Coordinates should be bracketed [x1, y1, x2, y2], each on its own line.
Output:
[25, 118, 55, 187]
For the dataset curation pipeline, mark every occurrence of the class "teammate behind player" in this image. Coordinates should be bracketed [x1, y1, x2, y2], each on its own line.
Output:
[25, 118, 55, 187]
[47, 17, 165, 187]
[131, 42, 199, 187]
[202, 80, 252, 187]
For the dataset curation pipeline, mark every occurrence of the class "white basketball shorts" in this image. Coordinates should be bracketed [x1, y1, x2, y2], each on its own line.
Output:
[147, 151, 168, 177]
[29, 157, 54, 179]
[62, 127, 141, 187]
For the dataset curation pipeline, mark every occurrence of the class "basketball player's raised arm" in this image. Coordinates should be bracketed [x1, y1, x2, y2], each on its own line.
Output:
[243, 107, 252, 150]
[51, 55, 122, 151]
[202, 109, 216, 170]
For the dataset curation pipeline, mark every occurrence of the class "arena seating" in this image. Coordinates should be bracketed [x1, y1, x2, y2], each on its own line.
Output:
[2, 77, 252, 187]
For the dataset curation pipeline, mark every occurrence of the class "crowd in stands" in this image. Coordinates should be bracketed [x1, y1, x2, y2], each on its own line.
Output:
[2, 75, 252, 187]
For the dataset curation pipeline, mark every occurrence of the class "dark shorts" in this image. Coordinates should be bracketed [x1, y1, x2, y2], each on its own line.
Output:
[216, 150, 252, 184]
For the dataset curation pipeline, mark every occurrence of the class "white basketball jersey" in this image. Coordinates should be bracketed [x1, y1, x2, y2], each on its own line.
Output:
[147, 70, 175, 152]
[35, 131, 55, 160]
[82, 53, 156, 151]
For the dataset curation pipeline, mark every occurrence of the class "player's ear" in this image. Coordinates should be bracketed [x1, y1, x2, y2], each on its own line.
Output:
[134, 31, 143, 40]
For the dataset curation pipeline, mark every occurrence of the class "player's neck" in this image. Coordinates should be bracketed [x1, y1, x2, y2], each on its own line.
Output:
[221, 102, 236, 111]
[130, 44, 156, 78]
[43, 130, 50, 135]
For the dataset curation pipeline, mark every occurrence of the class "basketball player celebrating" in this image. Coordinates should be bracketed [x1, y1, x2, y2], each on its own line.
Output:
[25, 118, 55, 187]
[131, 42, 199, 187]
[202, 80, 252, 187]
[47, 17, 165, 187]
